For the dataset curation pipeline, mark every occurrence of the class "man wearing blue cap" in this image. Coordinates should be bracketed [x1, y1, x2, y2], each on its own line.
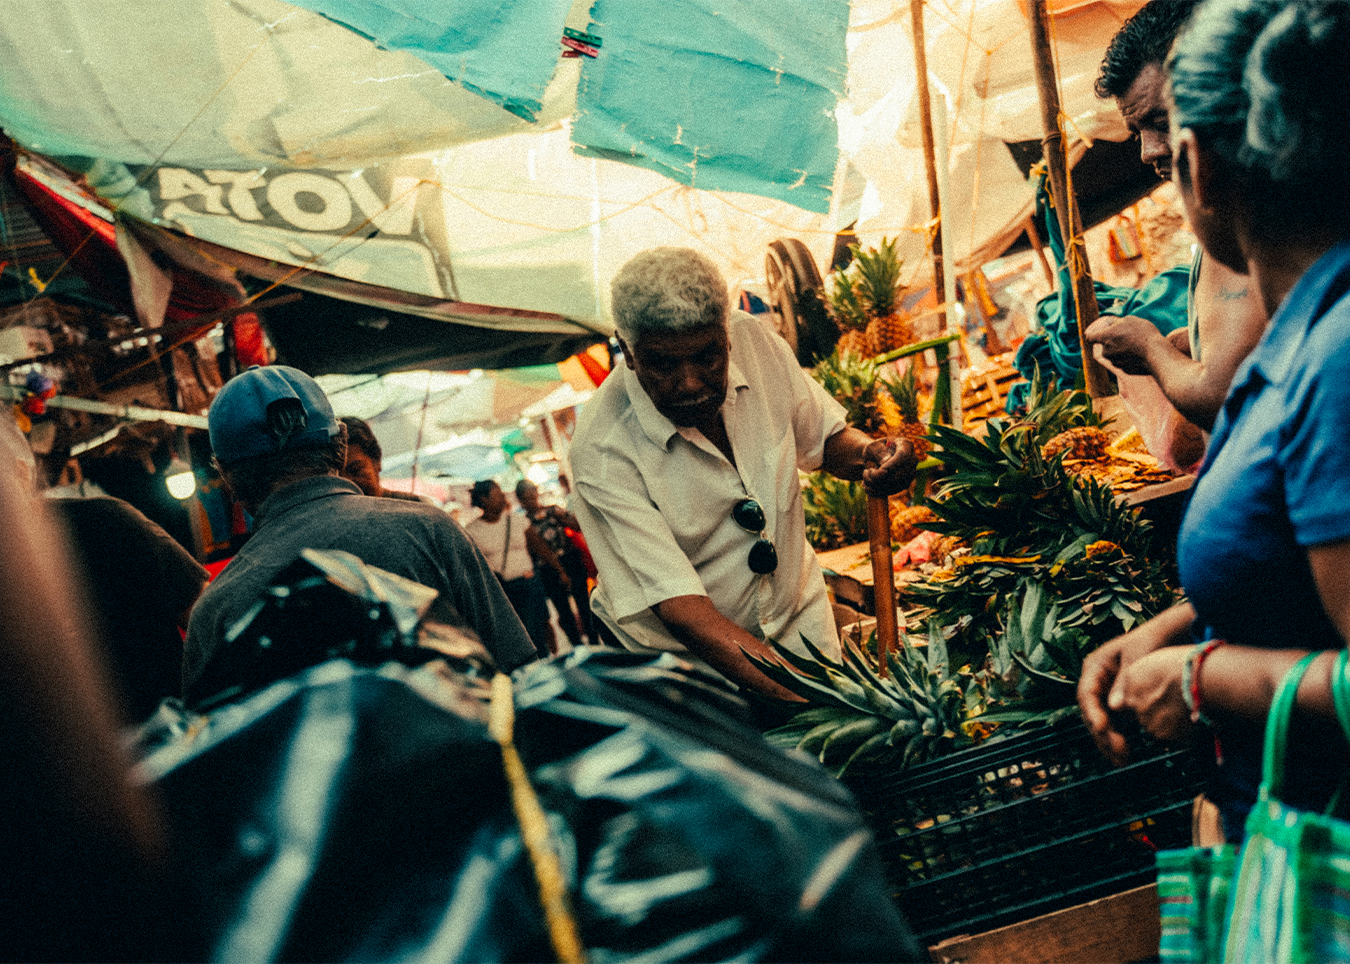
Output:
[183, 366, 537, 703]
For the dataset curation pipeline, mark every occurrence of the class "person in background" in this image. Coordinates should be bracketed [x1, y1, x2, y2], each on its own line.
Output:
[1079, 0, 1350, 842]
[185, 366, 536, 704]
[1085, 0, 1267, 438]
[569, 247, 916, 703]
[464, 480, 557, 658]
[516, 478, 593, 647]
[339, 415, 430, 503]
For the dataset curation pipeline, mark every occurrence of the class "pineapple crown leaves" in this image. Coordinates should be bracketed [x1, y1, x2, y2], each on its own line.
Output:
[1019, 365, 1111, 445]
[880, 362, 922, 422]
[802, 471, 870, 551]
[749, 632, 919, 723]
[822, 268, 868, 331]
[850, 237, 905, 319]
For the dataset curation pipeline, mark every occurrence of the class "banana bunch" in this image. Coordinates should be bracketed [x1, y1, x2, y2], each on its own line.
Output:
[751, 626, 980, 778]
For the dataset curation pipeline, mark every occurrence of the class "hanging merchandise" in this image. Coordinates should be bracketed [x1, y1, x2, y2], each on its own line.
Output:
[1008, 170, 1190, 412]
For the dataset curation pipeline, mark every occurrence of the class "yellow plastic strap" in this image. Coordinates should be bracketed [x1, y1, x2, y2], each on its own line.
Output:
[489, 673, 587, 964]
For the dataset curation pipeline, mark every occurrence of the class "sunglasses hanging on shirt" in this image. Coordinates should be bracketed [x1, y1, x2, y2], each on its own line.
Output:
[731, 498, 778, 575]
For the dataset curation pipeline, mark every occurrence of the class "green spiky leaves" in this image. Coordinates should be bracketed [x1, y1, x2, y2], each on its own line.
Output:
[754, 628, 980, 777]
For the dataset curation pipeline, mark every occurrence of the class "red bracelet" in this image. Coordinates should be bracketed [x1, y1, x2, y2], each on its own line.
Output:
[1185, 639, 1225, 766]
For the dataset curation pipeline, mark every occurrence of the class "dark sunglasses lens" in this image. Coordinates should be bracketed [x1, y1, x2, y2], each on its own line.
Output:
[732, 499, 766, 532]
[748, 538, 778, 574]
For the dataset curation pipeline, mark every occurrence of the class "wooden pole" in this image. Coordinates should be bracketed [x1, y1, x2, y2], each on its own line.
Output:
[1027, 0, 1112, 398]
[910, 0, 945, 301]
[867, 492, 899, 675]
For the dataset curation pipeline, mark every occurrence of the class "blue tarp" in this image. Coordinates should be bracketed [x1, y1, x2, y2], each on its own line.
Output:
[287, 0, 573, 121]
[571, 0, 849, 213]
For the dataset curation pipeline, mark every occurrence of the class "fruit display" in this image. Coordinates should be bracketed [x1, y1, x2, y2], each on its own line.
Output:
[775, 375, 1183, 770]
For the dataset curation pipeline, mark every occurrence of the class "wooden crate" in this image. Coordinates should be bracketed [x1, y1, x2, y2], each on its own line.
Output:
[927, 883, 1161, 964]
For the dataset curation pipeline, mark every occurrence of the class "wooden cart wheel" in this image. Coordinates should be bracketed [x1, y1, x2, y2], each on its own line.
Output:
[765, 238, 839, 366]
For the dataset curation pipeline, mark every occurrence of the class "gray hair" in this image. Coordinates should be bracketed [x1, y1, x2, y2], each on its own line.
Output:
[1170, 0, 1350, 239]
[609, 247, 729, 343]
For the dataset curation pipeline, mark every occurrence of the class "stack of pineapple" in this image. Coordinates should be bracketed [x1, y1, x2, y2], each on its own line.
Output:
[824, 237, 913, 359]
[759, 375, 1183, 773]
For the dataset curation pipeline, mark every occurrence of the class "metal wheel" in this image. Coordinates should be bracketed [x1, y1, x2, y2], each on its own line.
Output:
[765, 238, 837, 365]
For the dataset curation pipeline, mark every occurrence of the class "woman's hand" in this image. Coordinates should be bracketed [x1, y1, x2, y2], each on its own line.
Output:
[1110, 644, 1195, 744]
[1078, 602, 1196, 764]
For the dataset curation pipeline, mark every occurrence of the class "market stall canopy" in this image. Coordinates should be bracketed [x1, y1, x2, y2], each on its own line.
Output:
[318, 348, 601, 464]
[0, 0, 1148, 355]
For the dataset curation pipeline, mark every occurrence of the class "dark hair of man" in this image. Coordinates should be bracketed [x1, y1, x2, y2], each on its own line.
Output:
[1095, 0, 1201, 99]
[470, 479, 497, 509]
[1169, 0, 1350, 244]
[217, 441, 346, 510]
[341, 416, 381, 465]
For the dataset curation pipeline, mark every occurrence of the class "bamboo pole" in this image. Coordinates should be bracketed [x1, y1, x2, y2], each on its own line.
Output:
[909, 0, 945, 301]
[867, 492, 898, 675]
[1027, 0, 1112, 398]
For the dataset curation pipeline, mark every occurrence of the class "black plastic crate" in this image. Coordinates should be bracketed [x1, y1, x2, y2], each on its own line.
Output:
[842, 719, 1209, 943]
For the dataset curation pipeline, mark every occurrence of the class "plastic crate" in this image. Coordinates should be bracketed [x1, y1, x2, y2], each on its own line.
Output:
[842, 719, 1209, 943]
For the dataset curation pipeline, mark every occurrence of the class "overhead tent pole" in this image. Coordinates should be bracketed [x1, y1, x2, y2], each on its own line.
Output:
[1027, 0, 1112, 398]
[909, 0, 945, 303]
[0, 386, 208, 427]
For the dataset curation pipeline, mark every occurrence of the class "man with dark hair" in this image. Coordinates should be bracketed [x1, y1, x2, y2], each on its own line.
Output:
[516, 478, 593, 648]
[1084, 0, 1266, 434]
[463, 479, 561, 657]
[184, 366, 536, 703]
[339, 415, 426, 502]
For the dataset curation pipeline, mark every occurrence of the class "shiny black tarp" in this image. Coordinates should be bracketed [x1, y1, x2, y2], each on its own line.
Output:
[140, 648, 919, 962]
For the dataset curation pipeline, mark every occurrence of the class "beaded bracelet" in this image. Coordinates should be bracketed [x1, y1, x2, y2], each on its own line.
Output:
[1182, 639, 1225, 726]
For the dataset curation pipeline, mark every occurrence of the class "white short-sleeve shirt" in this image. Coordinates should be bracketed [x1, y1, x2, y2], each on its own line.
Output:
[463, 509, 534, 581]
[570, 310, 848, 664]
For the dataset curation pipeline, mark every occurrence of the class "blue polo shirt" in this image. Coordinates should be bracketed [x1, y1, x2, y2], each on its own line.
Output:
[1178, 239, 1350, 838]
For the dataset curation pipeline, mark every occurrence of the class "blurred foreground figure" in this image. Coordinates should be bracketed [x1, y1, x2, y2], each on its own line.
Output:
[0, 421, 179, 961]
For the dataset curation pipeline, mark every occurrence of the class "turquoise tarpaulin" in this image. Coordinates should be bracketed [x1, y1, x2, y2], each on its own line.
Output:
[285, 0, 573, 121]
[571, 0, 850, 214]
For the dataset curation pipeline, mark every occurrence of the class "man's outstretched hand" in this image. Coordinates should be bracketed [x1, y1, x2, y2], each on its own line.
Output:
[1085, 315, 1166, 377]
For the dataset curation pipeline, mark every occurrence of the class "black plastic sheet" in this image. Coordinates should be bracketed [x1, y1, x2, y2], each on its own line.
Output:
[139, 551, 920, 962]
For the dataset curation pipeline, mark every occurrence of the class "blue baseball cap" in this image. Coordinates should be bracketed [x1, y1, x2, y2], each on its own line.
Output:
[208, 365, 341, 464]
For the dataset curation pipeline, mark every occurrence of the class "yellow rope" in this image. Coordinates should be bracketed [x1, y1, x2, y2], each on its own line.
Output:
[488, 673, 587, 964]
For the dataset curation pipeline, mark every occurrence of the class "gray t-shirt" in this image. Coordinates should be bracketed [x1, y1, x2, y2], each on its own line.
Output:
[184, 475, 536, 699]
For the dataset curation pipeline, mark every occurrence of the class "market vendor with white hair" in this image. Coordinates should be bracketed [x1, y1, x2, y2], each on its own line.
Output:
[570, 247, 917, 702]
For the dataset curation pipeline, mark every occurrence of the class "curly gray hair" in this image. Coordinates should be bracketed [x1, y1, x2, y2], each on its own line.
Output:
[609, 247, 729, 343]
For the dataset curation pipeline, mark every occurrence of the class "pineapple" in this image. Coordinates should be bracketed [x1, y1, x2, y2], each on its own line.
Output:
[823, 264, 872, 358]
[853, 237, 912, 356]
[1041, 426, 1111, 463]
[891, 503, 938, 545]
[752, 624, 981, 776]
[883, 363, 931, 459]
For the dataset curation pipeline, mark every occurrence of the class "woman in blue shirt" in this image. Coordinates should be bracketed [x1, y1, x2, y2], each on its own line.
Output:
[1077, 0, 1350, 841]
